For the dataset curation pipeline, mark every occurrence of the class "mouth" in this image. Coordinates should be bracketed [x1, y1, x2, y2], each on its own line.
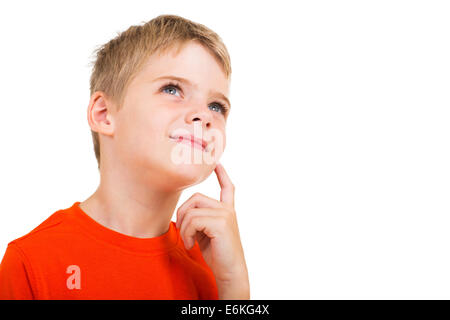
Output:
[169, 134, 208, 151]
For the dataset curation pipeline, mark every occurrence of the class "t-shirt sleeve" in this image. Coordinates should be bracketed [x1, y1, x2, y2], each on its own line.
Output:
[0, 243, 35, 299]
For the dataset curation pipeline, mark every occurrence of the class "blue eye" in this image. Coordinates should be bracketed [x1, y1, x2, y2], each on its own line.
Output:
[161, 81, 229, 116]
[209, 102, 228, 115]
[161, 83, 181, 97]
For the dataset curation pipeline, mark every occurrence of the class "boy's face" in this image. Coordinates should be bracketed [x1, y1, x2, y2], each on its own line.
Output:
[103, 41, 230, 189]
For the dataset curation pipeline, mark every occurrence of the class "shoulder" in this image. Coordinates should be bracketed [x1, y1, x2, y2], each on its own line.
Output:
[0, 204, 77, 299]
[8, 203, 77, 252]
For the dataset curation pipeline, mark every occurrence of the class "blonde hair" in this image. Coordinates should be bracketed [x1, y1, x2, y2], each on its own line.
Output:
[88, 14, 232, 169]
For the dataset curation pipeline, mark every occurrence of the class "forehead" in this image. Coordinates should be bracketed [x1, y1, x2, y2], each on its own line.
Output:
[137, 41, 230, 95]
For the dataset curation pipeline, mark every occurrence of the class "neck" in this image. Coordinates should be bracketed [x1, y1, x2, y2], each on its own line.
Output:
[80, 160, 183, 239]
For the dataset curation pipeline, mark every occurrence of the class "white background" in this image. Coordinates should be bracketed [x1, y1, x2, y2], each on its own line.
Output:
[0, 0, 449, 299]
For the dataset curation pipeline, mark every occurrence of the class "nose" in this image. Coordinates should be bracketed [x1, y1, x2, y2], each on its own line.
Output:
[186, 105, 212, 130]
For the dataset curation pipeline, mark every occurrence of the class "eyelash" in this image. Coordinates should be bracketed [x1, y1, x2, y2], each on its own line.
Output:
[161, 81, 229, 115]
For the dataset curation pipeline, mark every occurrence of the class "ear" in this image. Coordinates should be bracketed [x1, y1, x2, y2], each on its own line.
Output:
[87, 92, 115, 136]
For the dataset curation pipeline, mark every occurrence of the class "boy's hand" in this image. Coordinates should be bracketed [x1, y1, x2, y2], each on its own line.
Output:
[176, 163, 249, 299]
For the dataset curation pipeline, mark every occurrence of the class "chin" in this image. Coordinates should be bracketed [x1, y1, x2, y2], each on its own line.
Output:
[149, 160, 210, 190]
[174, 161, 211, 180]
[143, 144, 219, 189]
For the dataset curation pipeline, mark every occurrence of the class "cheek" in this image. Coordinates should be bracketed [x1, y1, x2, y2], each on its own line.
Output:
[135, 115, 167, 150]
[117, 108, 166, 155]
[205, 125, 226, 157]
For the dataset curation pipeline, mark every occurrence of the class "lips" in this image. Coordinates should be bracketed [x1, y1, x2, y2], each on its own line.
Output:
[170, 134, 207, 151]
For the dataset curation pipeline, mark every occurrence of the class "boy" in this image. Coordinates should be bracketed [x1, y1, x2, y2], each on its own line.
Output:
[0, 14, 249, 300]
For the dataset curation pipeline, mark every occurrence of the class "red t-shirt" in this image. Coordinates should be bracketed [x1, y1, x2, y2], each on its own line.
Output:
[0, 201, 218, 299]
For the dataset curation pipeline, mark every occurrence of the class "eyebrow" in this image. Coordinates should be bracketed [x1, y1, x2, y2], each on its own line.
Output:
[152, 75, 231, 109]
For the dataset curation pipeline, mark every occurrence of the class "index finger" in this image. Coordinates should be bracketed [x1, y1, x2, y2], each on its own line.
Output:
[214, 162, 235, 205]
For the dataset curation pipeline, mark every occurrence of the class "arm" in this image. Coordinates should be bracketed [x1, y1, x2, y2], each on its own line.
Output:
[217, 269, 250, 300]
[176, 163, 251, 300]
